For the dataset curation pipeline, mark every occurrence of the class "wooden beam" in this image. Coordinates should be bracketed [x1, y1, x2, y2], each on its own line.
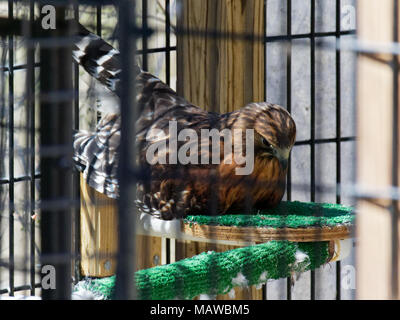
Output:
[176, 0, 265, 300]
[177, 0, 265, 112]
[80, 174, 162, 277]
[356, 0, 400, 299]
[80, 174, 118, 277]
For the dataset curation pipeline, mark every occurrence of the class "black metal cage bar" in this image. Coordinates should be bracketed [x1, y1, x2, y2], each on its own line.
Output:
[391, 0, 399, 300]
[310, 0, 316, 300]
[114, 0, 137, 300]
[27, 0, 36, 296]
[285, 0, 292, 300]
[7, 0, 15, 297]
[39, 5, 73, 300]
[72, 1, 80, 286]
[335, 0, 342, 301]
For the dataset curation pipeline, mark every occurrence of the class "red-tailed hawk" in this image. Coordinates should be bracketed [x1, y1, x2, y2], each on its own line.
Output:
[73, 24, 296, 220]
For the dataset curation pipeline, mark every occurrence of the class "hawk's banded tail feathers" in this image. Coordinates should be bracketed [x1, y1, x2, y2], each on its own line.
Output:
[72, 22, 142, 96]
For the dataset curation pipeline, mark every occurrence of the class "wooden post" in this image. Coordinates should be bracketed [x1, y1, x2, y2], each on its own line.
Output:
[176, 0, 265, 299]
[357, 0, 400, 299]
[177, 0, 264, 113]
[80, 174, 162, 277]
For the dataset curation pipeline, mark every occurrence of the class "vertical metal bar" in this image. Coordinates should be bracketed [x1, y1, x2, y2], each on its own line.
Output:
[115, 0, 137, 300]
[8, 0, 14, 297]
[27, 0, 36, 296]
[310, 0, 316, 300]
[23, 14, 30, 294]
[286, 0, 292, 300]
[96, 4, 102, 37]
[72, 1, 81, 285]
[335, 0, 342, 208]
[0, 33, 6, 296]
[263, 0, 268, 300]
[286, 2, 292, 201]
[96, 4, 102, 123]
[165, 0, 171, 263]
[391, 0, 399, 300]
[165, 0, 170, 86]
[40, 7, 73, 300]
[142, 0, 148, 70]
[264, 0, 267, 101]
[335, 0, 342, 301]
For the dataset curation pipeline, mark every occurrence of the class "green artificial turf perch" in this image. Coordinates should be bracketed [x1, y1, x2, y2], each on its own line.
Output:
[73, 201, 354, 300]
[184, 201, 354, 228]
[74, 241, 330, 300]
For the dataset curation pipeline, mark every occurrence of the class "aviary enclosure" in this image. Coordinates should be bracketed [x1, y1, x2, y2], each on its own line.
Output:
[0, 0, 397, 301]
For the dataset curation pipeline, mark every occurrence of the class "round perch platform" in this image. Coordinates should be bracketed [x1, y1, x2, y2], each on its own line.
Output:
[75, 200, 354, 300]
[182, 224, 350, 242]
[138, 201, 354, 245]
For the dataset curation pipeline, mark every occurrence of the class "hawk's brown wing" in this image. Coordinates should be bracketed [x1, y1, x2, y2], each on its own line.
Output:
[72, 23, 221, 216]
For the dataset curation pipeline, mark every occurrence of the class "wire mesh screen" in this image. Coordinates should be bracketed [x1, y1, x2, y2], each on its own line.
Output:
[265, 0, 356, 300]
[0, 0, 359, 300]
[0, 0, 41, 296]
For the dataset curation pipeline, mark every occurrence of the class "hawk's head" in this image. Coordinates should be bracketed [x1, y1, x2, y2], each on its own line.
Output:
[233, 102, 296, 170]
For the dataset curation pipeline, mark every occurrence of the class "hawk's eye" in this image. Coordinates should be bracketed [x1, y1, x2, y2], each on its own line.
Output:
[262, 137, 274, 150]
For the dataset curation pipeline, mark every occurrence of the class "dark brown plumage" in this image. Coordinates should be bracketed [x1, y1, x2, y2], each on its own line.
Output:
[73, 24, 296, 220]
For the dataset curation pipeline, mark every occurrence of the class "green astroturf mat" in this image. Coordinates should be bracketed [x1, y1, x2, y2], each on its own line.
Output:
[184, 201, 355, 228]
[74, 241, 329, 300]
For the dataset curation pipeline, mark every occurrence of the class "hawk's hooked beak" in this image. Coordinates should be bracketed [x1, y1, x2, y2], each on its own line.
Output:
[279, 158, 288, 170]
[275, 148, 291, 170]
